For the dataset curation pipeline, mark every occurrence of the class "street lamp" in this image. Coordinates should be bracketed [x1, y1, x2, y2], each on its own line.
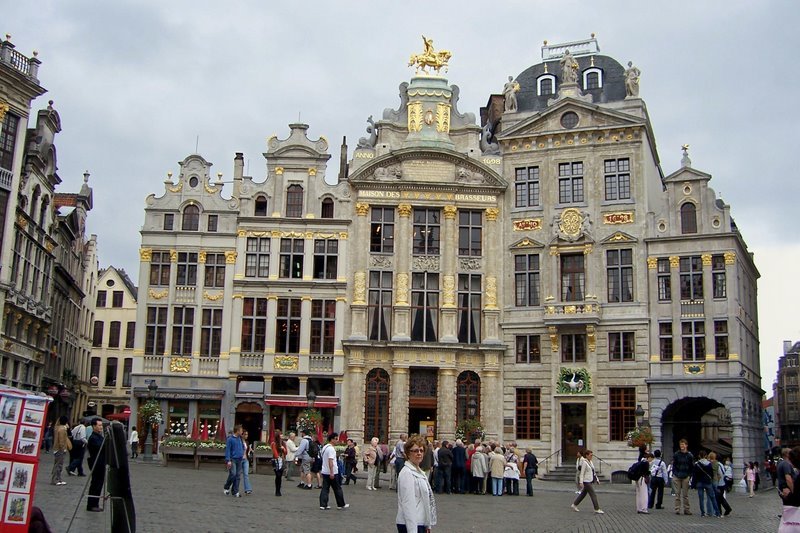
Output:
[143, 381, 158, 462]
[468, 399, 477, 418]
[635, 404, 645, 427]
[307, 389, 317, 410]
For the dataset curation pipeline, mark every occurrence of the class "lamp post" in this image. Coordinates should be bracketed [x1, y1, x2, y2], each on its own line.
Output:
[307, 389, 316, 410]
[468, 399, 477, 418]
[143, 381, 158, 462]
[634, 404, 645, 428]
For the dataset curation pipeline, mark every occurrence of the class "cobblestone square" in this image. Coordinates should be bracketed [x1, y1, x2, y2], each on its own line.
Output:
[33, 454, 783, 532]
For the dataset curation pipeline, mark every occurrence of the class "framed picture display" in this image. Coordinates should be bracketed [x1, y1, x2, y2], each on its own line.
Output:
[4, 492, 29, 524]
[20, 410, 42, 426]
[14, 439, 37, 458]
[8, 462, 33, 493]
[0, 424, 15, 455]
[0, 398, 21, 424]
[22, 398, 46, 412]
[17, 426, 39, 444]
[0, 460, 11, 490]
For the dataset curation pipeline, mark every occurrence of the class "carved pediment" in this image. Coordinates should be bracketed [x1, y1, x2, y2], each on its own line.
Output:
[600, 231, 637, 244]
[663, 166, 712, 183]
[497, 100, 644, 140]
[510, 237, 545, 250]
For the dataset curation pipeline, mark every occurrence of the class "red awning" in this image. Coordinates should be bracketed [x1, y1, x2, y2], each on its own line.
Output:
[106, 412, 130, 421]
[266, 399, 338, 408]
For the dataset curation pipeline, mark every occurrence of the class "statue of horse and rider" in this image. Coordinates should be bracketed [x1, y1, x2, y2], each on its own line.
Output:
[408, 35, 452, 75]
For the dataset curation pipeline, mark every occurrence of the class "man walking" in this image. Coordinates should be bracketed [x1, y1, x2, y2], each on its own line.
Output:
[437, 440, 453, 494]
[51, 416, 71, 486]
[67, 420, 88, 476]
[672, 439, 694, 515]
[295, 429, 314, 489]
[86, 418, 106, 511]
[319, 432, 348, 510]
[223, 424, 245, 497]
[648, 449, 668, 509]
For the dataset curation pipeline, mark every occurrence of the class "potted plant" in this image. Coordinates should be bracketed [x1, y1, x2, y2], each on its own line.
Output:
[296, 408, 322, 436]
[138, 399, 164, 442]
[455, 418, 485, 443]
[625, 426, 654, 448]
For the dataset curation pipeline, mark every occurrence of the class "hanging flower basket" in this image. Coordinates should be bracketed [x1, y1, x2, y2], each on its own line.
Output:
[139, 399, 164, 425]
[297, 408, 322, 435]
[625, 426, 654, 448]
[455, 418, 484, 443]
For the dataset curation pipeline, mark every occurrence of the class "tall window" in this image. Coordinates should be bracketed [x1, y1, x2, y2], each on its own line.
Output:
[245, 237, 270, 278]
[108, 321, 121, 348]
[456, 371, 481, 425]
[96, 290, 107, 308]
[681, 320, 705, 360]
[607, 249, 633, 302]
[279, 238, 304, 278]
[0, 113, 20, 171]
[285, 185, 303, 218]
[516, 335, 541, 363]
[149, 251, 171, 286]
[609, 387, 636, 441]
[659, 322, 673, 361]
[90, 357, 101, 380]
[310, 300, 336, 355]
[241, 298, 268, 352]
[558, 162, 584, 204]
[275, 299, 301, 354]
[515, 167, 540, 208]
[411, 272, 438, 342]
[204, 253, 226, 288]
[207, 214, 218, 232]
[714, 320, 728, 359]
[163, 213, 174, 231]
[182, 205, 200, 231]
[515, 254, 540, 306]
[313, 239, 338, 279]
[680, 202, 697, 234]
[321, 198, 334, 218]
[122, 358, 133, 387]
[368, 271, 392, 341]
[561, 254, 585, 302]
[679, 256, 703, 299]
[712, 255, 726, 298]
[604, 158, 631, 201]
[145, 306, 168, 355]
[561, 334, 587, 363]
[540, 78, 553, 95]
[657, 258, 671, 301]
[176, 252, 198, 286]
[457, 274, 481, 344]
[92, 321, 104, 347]
[125, 321, 136, 349]
[370, 207, 395, 253]
[516, 388, 541, 439]
[609, 332, 635, 361]
[364, 368, 390, 442]
[105, 357, 118, 387]
[412, 208, 440, 255]
[458, 211, 482, 256]
[171, 307, 194, 356]
[201, 308, 223, 357]
[112, 291, 124, 307]
[254, 196, 268, 217]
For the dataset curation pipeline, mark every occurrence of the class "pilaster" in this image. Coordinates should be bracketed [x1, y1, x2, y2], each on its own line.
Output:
[437, 368, 457, 441]
[390, 367, 409, 441]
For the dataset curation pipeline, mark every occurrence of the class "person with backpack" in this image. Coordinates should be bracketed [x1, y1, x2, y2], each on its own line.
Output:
[628, 452, 652, 513]
[671, 438, 694, 515]
[691, 450, 719, 517]
[67, 421, 88, 476]
[295, 428, 315, 489]
[648, 450, 668, 509]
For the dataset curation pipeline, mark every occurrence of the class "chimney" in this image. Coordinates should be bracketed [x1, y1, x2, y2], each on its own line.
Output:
[784, 340, 793, 355]
[233, 152, 244, 197]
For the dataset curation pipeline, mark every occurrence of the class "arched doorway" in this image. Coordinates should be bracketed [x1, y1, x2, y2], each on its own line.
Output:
[661, 397, 732, 458]
[235, 402, 264, 445]
[364, 368, 390, 442]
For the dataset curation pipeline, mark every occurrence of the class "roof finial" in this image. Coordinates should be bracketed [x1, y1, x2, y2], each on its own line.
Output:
[681, 144, 692, 168]
[83, 171, 90, 183]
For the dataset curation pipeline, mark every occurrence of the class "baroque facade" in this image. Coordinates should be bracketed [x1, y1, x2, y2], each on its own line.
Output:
[130, 36, 762, 469]
[774, 341, 800, 448]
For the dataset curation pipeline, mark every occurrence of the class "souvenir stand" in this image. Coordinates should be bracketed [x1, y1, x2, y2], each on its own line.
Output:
[0, 385, 52, 531]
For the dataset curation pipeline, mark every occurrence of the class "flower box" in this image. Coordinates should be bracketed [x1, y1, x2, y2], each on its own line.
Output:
[195, 442, 228, 469]
[252, 447, 274, 475]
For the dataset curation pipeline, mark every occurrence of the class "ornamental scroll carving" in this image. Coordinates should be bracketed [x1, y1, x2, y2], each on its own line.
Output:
[442, 275, 455, 307]
[396, 273, 409, 305]
[412, 256, 440, 271]
[353, 271, 367, 304]
[170, 358, 191, 373]
[485, 276, 498, 309]
[369, 255, 393, 268]
[443, 205, 457, 219]
[274, 356, 299, 371]
[139, 248, 153, 261]
[355, 203, 370, 216]
[398, 204, 412, 217]
[225, 251, 238, 264]
[459, 258, 481, 271]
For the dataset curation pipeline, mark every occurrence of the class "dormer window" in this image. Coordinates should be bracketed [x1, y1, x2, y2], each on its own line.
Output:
[254, 195, 268, 217]
[537, 74, 556, 96]
[582, 68, 603, 90]
[182, 204, 200, 231]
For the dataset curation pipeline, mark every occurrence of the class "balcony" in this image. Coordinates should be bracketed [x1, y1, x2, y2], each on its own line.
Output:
[543, 301, 601, 326]
[681, 300, 704, 318]
[143, 356, 163, 373]
[239, 353, 265, 371]
[0, 40, 41, 80]
[0, 168, 12, 191]
[309, 355, 334, 373]
[198, 357, 219, 375]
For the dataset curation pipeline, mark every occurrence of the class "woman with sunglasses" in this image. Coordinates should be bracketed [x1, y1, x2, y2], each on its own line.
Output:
[396, 435, 437, 532]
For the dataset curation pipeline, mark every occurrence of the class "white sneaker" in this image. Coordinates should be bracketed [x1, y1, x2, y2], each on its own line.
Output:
[223, 489, 230, 495]
[595, 509, 605, 514]
[233, 493, 241, 498]
[57, 481, 67, 486]
[338, 504, 350, 510]
[571, 504, 580, 512]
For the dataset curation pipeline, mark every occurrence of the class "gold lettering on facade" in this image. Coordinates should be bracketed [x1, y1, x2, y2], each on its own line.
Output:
[602, 212, 634, 225]
[512, 219, 542, 231]
[274, 356, 299, 371]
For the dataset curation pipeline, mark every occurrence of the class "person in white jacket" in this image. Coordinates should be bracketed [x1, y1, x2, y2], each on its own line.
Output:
[397, 434, 437, 532]
[571, 450, 604, 514]
[285, 432, 298, 481]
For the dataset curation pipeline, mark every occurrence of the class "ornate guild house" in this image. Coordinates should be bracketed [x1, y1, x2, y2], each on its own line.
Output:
[130, 36, 762, 470]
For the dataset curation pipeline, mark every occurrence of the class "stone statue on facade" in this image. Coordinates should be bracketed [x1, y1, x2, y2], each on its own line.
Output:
[560, 49, 579, 84]
[357, 115, 378, 148]
[480, 121, 500, 155]
[503, 76, 520, 112]
[624, 61, 641, 97]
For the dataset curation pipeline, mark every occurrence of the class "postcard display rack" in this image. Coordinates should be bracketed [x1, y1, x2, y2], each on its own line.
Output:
[0, 385, 51, 530]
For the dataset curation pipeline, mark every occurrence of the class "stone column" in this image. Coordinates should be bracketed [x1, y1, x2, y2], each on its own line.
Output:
[669, 256, 681, 362]
[350, 203, 370, 340]
[303, 232, 314, 281]
[701, 253, 714, 361]
[393, 204, 412, 341]
[271, 167, 285, 216]
[481, 368, 502, 441]
[440, 205, 458, 342]
[265, 297, 278, 354]
[482, 208, 501, 344]
[437, 368, 457, 441]
[344, 347, 366, 443]
[389, 367, 409, 441]
[299, 296, 312, 357]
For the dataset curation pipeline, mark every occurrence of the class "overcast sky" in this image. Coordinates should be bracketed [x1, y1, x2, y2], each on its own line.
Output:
[4, 0, 798, 393]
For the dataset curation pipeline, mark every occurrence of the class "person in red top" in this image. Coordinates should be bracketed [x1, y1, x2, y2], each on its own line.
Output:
[271, 430, 288, 496]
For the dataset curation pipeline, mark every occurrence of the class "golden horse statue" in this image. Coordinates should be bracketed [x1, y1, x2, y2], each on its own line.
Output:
[408, 35, 452, 75]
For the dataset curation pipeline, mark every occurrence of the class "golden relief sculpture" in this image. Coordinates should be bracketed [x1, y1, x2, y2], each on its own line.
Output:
[204, 183, 218, 194]
[586, 325, 596, 352]
[355, 203, 370, 216]
[485, 207, 499, 222]
[274, 355, 299, 371]
[203, 291, 224, 301]
[198, 251, 207, 264]
[45, 241, 56, 253]
[0, 101, 9, 121]
[701, 254, 712, 267]
[396, 273, 409, 305]
[397, 204, 412, 217]
[308, 167, 317, 176]
[353, 271, 367, 304]
[167, 182, 183, 193]
[275, 167, 284, 175]
[408, 35, 452, 75]
[647, 257, 658, 269]
[602, 212, 634, 224]
[436, 103, 451, 133]
[16, 214, 27, 229]
[669, 256, 680, 268]
[148, 289, 168, 300]
[170, 357, 191, 373]
[549, 326, 559, 353]
[224, 250, 237, 264]
[408, 102, 423, 133]
[442, 275, 455, 307]
[724, 251, 736, 265]
[170, 249, 178, 262]
[558, 208, 583, 239]
[237, 229, 247, 237]
[485, 276, 498, 309]
[443, 205, 457, 219]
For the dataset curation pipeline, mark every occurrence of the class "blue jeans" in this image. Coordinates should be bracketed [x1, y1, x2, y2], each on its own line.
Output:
[224, 458, 243, 495]
[241, 458, 251, 493]
[525, 468, 536, 495]
[491, 476, 503, 496]
[696, 482, 718, 516]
